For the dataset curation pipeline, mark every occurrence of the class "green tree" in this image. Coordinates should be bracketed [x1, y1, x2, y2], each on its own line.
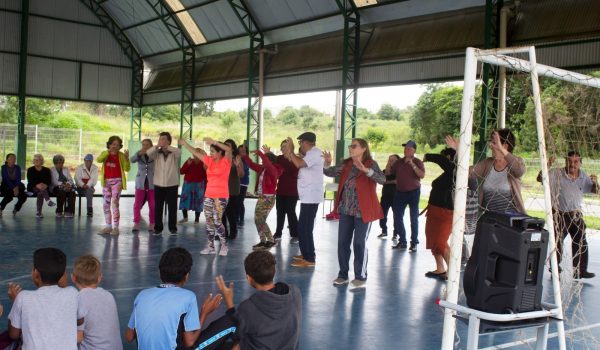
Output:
[409, 85, 470, 147]
[219, 111, 237, 135]
[278, 106, 299, 125]
[364, 128, 387, 149]
[377, 103, 400, 120]
[356, 107, 375, 120]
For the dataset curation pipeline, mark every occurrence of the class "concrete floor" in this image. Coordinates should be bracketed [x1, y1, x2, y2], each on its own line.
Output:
[1, 198, 599, 349]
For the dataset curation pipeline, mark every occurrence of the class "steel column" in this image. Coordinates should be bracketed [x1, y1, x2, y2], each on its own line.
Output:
[16, 0, 30, 168]
[475, 0, 503, 162]
[335, 0, 361, 162]
[228, 0, 263, 150]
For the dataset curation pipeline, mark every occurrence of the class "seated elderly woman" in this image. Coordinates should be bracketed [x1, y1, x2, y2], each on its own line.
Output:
[0, 153, 27, 217]
[26, 154, 55, 218]
[50, 154, 77, 218]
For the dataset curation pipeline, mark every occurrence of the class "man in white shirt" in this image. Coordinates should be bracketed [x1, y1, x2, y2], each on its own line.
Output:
[538, 151, 599, 279]
[283, 132, 324, 268]
[75, 154, 99, 217]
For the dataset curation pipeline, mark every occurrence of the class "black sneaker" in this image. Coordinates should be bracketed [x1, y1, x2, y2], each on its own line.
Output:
[574, 271, 595, 279]
[169, 229, 178, 235]
[409, 244, 417, 252]
[377, 232, 388, 238]
[273, 234, 282, 241]
[253, 241, 266, 250]
[392, 242, 407, 249]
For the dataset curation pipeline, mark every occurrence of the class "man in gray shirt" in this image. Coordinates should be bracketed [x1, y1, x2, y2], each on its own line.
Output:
[538, 151, 599, 279]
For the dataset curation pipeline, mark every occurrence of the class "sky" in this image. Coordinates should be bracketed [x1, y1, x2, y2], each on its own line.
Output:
[214, 84, 428, 115]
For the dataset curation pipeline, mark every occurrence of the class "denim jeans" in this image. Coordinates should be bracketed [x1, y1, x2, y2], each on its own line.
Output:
[298, 203, 319, 263]
[393, 188, 420, 245]
[338, 214, 371, 281]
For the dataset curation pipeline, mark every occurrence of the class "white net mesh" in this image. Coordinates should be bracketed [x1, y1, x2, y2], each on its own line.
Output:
[447, 48, 600, 349]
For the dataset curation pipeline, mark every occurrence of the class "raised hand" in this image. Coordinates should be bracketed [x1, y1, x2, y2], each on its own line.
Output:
[353, 157, 368, 173]
[322, 151, 332, 166]
[203, 137, 215, 145]
[177, 138, 186, 146]
[261, 144, 271, 154]
[445, 135, 459, 150]
[8, 282, 22, 301]
[215, 275, 235, 308]
[124, 149, 129, 159]
[200, 293, 223, 316]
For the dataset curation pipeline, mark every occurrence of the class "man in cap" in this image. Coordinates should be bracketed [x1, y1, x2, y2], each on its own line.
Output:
[392, 140, 425, 252]
[75, 153, 99, 217]
[282, 132, 324, 268]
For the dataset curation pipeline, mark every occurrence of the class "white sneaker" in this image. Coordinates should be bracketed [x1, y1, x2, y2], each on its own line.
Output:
[200, 244, 216, 255]
[350, 279, 366, 289]
[290, 237, 299, 244]
[64, 212, 74, 218]
[98, 226, 112, 235]
[36, 211, 43, 218]
[219, 244, 229, 256]
[333, 277, 349, 286]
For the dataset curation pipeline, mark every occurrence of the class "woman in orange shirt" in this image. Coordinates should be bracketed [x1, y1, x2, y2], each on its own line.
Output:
[179, 137, 232, 256]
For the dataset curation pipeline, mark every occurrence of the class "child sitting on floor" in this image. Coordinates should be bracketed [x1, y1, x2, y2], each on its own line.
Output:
[125, 247, 225, 350]
[216, 250, 302, 350]
[7, 247, 83, 350]
[71, 255, 122, 350]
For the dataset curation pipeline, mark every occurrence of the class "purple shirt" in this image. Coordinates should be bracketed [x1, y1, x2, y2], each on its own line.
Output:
[393, 157, 424, 192]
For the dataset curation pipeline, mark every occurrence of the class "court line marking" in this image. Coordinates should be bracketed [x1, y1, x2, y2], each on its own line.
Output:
[480, 322, 600, 349]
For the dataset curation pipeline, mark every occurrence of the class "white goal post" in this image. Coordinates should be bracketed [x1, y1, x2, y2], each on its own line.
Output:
[441, 46, 600, 350]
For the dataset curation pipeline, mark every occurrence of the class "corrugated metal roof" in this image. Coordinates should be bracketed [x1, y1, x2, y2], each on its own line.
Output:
[0, 53, 19, 94]
[30, 0, 101, 25]
[125, 20, 180, 57]
[102, 0, 157, 29]
[249, 0, 339, 30]
[0, 0, 20, 11]
[0, 11, 20, 53]
[188, 1, 246, 41]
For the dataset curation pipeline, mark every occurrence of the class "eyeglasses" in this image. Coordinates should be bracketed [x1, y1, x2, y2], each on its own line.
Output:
[348, 144, 359, 149]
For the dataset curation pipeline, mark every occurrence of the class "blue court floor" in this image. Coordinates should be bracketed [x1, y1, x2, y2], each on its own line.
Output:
[1, 198, 600, 349]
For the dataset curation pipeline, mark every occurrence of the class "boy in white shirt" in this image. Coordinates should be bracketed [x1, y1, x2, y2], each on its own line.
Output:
[7, 248, 83, 350]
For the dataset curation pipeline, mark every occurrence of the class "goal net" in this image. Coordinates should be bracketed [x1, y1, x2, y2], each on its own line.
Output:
[441, 46, 600, 350]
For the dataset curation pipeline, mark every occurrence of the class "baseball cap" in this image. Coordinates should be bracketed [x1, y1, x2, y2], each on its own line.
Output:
[297, 132, 316, 143]
[84, 154, 94, 161]
[402, 140, 417, 150]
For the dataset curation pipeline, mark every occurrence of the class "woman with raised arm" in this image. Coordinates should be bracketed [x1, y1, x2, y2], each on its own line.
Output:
[178, 148, 207, 224]
[323, 138, 385, 289]
[240, 144, 284, 250]
[448, 129, 526, 214]
[179, 137, 232, 256]
[221, 139, 245, 240]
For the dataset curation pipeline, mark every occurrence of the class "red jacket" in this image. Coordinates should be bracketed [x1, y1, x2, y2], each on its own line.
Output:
[243, 152, 284, 195]
[180, 159, 207, 183]
[334, 159, 384, 223]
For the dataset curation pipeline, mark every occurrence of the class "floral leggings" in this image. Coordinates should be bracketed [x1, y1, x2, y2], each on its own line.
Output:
[204, 197, 228, 243]
[255, 195, 276, 242]
[103, 178, 122, 227]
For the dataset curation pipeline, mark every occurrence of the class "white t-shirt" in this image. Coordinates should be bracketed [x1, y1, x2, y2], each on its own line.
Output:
[297, 146, 324, 204]
[8, 285, 81, 350]
[78, 287, 123, 350]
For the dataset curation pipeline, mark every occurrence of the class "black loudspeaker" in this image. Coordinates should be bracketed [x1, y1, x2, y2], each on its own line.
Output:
[464, 211, 549, 313]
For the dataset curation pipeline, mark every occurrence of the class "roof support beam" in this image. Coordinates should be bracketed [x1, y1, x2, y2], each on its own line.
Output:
[227, 0, 264, 151]
[146, 0, 196, 141]
[335, 0, 361, 162]
[80, 0, 145, 146]
[16, 0, 30, 169]
[475, 0, 503, 163]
